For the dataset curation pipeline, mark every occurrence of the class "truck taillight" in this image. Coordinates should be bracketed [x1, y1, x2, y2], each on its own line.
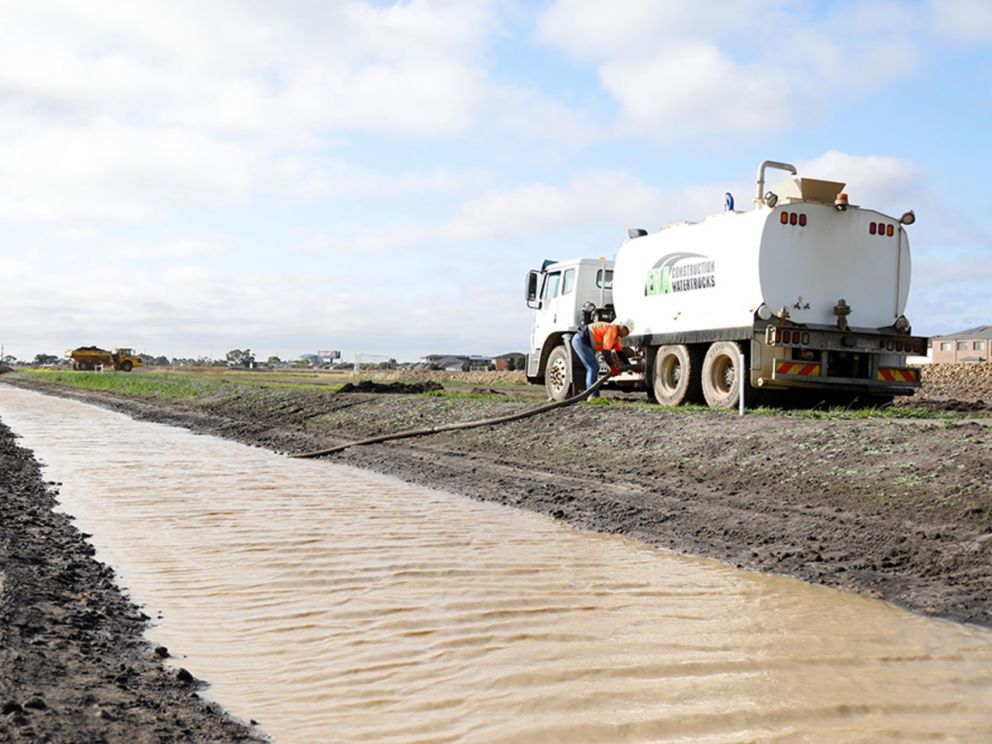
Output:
[774, 329, 811, 346]
[779, 211, 808, 227]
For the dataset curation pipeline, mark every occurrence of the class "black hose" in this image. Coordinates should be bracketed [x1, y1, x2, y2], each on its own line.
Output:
[290, 375, 610, 459]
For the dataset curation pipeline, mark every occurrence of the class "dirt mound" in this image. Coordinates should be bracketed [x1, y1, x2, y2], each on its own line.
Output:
[337, 380, 443, 394]
[0, 365, 12, 375]
[909, 397, 991, 413]
[917, 362, 992, 402]
[71, 345, 110, 353]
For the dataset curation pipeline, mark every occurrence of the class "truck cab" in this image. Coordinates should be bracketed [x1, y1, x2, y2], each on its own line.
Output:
[524, 258, 615, 399]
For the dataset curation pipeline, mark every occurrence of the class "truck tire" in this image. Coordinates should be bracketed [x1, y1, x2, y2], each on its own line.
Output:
[119, 360, 133, 372]
[544, 344, 579, 402]
[651, 344, 702, 406]
[701, 341, 747, 409]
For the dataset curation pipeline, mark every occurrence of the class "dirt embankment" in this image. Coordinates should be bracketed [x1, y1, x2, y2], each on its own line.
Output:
[3, 371, 991, 632]
[906, 362, 992, 411]
[0, 419, 266, 743]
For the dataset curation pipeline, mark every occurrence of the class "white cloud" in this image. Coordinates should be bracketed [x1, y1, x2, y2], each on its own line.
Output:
[0, 0, 567, 220]
[0, 0, 497, 136]
[796, 151, 925, 215]
[484, 84, 602, 146]
[598, 42, 788, 135]
[296, 169, 683, 253]
[449, 171, 669, 238]
[538, 1, 921, 138]
[0, 120, 255, 220]
[929, 0, 992, 43]
[299, 223, 438, 255]
[270, 159, 492, 200]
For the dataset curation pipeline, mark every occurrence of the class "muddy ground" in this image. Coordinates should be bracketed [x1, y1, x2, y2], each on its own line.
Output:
[3, 371, 991, 635]
[0, 418, 266, 743]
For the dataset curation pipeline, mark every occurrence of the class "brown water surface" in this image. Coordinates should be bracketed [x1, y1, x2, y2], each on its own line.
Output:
[2, 386, 991, 742]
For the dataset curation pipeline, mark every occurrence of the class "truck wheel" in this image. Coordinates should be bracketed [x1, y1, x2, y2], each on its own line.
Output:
[651, 345, 702, 406]
[701, 341, 746, 409]
[544, 345, 577, 402]
[120, 360, 133, 372]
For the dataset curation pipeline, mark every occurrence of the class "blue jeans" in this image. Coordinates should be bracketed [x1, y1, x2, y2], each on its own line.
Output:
[571, 333, 601, 397]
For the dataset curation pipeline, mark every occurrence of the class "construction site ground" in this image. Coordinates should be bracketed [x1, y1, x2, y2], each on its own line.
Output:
[3, 362, 992, 738]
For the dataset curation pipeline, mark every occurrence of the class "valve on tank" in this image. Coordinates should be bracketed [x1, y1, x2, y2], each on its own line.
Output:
[834, 298, 852, 331]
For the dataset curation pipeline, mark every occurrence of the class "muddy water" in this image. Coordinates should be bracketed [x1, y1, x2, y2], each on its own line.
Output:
[2, 387, 991, 742]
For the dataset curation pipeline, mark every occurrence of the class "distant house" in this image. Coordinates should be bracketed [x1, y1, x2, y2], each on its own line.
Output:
[420, 354, 492, 372]
[931, 326, 992, 363]
[492, 352, 526, 371]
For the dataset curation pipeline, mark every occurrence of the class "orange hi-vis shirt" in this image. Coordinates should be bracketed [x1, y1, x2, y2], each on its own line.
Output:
[585, 322, 624, 353]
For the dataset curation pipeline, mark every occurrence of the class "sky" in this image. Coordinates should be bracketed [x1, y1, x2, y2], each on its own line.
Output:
[1, 0, 990, 363]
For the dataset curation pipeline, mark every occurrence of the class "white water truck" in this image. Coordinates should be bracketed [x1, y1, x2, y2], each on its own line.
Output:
[524, 159, 927, 407]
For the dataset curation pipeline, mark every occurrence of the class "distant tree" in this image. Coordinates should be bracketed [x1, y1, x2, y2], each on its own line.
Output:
[267, 355, 282, 365]
[2, 355, 16, 365]
[33, 353, 59, 366]
[225, 348, 255, 368]
[153, 356, 170, 366]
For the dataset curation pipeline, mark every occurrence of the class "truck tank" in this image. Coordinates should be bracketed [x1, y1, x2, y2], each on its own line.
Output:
[614, 179, 911, 339]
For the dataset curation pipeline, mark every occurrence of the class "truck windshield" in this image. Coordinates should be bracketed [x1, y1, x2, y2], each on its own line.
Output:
[596, 269, 613, 289]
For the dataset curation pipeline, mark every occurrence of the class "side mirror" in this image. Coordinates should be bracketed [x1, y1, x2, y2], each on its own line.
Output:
[525, 270, 541, 308]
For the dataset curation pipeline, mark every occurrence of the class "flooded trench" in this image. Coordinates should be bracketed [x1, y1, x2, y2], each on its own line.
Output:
[1, 385, 991, 742]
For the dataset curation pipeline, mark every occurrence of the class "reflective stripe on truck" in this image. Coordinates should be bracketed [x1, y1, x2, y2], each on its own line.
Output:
[877, 367, 919, 383]
[775, 361, 821, 377]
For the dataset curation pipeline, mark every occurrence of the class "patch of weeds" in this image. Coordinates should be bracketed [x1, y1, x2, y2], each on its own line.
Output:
[18, 369, 222, 400]
[893, 473, 927, 488]
[868, 489, 912, 507]
[755, 405, 967, 421]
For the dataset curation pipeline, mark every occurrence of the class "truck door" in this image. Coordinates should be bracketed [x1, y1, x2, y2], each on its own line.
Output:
[530, 270, 564, 361]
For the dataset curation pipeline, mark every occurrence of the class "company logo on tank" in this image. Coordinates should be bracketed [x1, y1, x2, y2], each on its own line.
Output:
[645, 252, 717, 296]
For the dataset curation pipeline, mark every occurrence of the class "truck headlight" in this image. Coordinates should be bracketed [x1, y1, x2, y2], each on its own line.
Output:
[755, 303, 773, 321]
[895, 315, 911, 334]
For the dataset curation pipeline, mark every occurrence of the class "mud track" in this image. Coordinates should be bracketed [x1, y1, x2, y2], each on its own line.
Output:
[4, 375, 991, 634]
[0, 418, 265, 743]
